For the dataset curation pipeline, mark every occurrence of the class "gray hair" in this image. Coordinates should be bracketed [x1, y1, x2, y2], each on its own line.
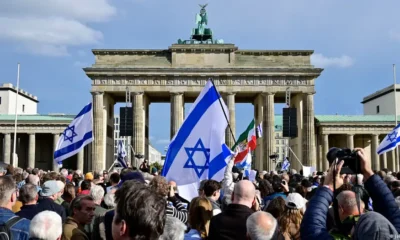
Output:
[19, 183, 38, 204]
[27, 174, 40, 186]
[0, 176, 16, 206]
[70, 195, 94, 216]
[159, 216, 186, 240]
[90, 185, 105, 203]
[22, 172, 29, 180]
[246, 212, 277, 240]
[60, 168, 68, 177]
[30, 210, 62, 240]
[104, 192, 116, 208]
[336, 190, 357, 211]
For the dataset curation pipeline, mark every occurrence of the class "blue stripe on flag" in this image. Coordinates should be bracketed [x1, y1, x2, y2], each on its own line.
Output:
[162, 86, 220, 176]
[54, 131, 93, 159]
[208, 144, 231, 179]
[378, 136, 400, 154]
[75, 103, 92, 119]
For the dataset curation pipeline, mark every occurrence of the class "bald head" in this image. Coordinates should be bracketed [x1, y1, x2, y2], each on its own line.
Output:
[337, 190, 364, 220]
[168, 181, 177, 187]
[246, 212, 277, 240]
[233, 180, 256, 207]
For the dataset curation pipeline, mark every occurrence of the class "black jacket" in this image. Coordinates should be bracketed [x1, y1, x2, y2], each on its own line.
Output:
[16, 204, 40, 220]
[208, 204, 254, 240]
[36, 197, 66, 222]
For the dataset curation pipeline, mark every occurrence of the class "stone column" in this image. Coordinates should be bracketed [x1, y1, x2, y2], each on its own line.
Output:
[302, 93, 316, 167]
[371, 134, 380, 171]
[263, 93, 275, 171]
[92, 92, 105, 172]
[390, 150, 396, 172]
[77, 149, 84, 171]
[322, 134, 329, 170]
[170, 92, 184, 139]
[225, 92, 236, 148]
[3, 133, 11, 164]
[381, 152, 388, 169]
[347, 134, 354, 150]
[254, 95, 264, 170]
[53, 134, 60, 172]
[133, 92, 145, 156]
[28, 133, 35, 168]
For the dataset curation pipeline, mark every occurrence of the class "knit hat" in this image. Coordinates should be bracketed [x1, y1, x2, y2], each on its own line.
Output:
[285, 193, 305, 210]
[85, 172, 94, 180]
[151, 167, 158, 174]
[40, 180, 61, 197]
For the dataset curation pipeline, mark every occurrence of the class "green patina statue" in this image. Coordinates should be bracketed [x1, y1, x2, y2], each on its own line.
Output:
[177, 4, 224, 44]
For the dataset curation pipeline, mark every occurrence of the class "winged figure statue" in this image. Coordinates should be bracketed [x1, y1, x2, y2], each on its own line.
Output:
[195, 3, 208, 35]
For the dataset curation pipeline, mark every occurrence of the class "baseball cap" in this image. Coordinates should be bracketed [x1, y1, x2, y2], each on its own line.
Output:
[285, 193, 305, 210]
[40, 180, 61, 197]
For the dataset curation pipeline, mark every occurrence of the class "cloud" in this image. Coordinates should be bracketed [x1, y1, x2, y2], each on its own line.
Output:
[311, 53, 355, 68]
[0, 0, 115, 56]
[155, 139, 170, 145]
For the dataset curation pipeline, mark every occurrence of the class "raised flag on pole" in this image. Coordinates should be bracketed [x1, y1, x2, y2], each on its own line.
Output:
[377, 124, 400, 155]
[162, 80, 232, 200]
[236, 150, 252, 177]
[256, 122, 263, 138]
[281, 157, 291, 171]
[117, 140, 128, 168]
[232, 119, 257, 164]
[54, 103, 93, 163]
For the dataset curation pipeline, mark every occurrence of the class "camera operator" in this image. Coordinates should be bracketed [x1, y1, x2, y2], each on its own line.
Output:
[300, 148, 400, 240]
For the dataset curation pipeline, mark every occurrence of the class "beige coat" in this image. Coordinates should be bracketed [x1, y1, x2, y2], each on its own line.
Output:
[62, 217, 89, 240]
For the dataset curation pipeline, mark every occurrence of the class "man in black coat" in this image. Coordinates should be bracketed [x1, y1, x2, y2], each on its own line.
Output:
[36, 180, 66, 222]
[208, 180, 256, 240]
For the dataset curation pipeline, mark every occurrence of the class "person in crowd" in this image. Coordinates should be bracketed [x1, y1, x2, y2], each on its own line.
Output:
[85, 172, 94, 181]
[29, 210, 62, 240]
[62, 195, 95, 240]
[0, 166, 5, 177]
[198, 179, 208, 197]
[37, 180, 66, 222]
[16, 183, 40, 220]
[89, 185, 107, 239]
[150, 176, 188, 223]
[301, 148, 400, 239]
[103, 192, 116, 209]
[151, 167, 158, 176]
[0, 176, 30, 240]
[208, 180, 257, 240]
[263, 175, 288, 209]
[79, 180, 92, 196]
[139, 159, 150, 173]
[203, 180, 222, 216]
[221, 157, 236, 208]
[159, 216, 186, 240]
[278, 193, 305, 240]
[61, 183, 76, 217]
[246, 211, 280, 240]
[60, 169, 69, 183]
[168, 180, 190, 207]
[102, 170, 109, 184]
[258, 179, 274, 210]
[54, 180, 65, 205]
[106, 172, 120, 193]
[265, 197, 286, 219]
[112, 180, 166, 240]
[185, 197, 213, 239]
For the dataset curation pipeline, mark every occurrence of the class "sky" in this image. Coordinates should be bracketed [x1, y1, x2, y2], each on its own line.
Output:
[0, 0, 400, 152]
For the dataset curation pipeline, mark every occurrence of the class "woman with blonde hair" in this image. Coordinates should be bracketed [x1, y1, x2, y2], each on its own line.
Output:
[278, 193, 305, 240]
[184, 197, 213, 240]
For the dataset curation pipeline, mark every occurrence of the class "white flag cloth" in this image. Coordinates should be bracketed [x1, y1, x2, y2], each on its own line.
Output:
[117, 140, 128, 168]
[281, 158, 291, 171]
[377, 124, 400, 155]
[54, 103, 93, 163]
[162, 80, 232, 200]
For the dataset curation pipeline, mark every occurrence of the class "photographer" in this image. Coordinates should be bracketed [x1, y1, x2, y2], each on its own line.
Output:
[300, 148, 400, 240]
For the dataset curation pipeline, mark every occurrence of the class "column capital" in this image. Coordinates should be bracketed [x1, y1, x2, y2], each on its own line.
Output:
[170, 92, 184, 96]
[262, 92, 276, 96]
[346, 133, 354, 136]
[132, 92, 144, 96]
[304, 91, 316, 95]
[29, 133, 35, 136]
[225, 92, 236, 95]
[91, 91, 104, 96]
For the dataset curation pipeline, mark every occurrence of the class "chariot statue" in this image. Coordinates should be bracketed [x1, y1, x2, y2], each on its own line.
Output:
[191, 4, 213, 42]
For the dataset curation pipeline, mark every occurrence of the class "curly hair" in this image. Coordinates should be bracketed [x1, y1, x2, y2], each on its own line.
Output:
[278, 207, 303, 237]
[258, 179, 274, 198]
[150, 176, 169, 197]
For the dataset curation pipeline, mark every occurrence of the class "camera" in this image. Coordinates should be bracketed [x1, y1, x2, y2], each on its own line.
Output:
[326, 147, 361, 174]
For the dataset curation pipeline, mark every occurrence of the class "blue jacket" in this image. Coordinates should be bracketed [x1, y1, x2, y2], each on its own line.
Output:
[300, 174, 400, 239]
[0, 207, 30, 240]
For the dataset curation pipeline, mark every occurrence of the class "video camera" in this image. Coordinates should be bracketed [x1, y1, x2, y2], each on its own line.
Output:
[326, 147, 361, 174]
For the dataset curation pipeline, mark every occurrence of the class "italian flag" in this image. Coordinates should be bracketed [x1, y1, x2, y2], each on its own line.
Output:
[232, 119, 259, 164]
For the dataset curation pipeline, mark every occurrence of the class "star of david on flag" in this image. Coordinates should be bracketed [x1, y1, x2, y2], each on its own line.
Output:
[54, 103, 93, 163]
[117, 140, 128, 168]
[162, 80, 233, 200]
[377, 123, 400, 155]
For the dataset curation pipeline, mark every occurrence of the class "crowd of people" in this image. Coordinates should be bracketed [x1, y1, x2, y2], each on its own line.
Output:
[1, 148, 400, 239]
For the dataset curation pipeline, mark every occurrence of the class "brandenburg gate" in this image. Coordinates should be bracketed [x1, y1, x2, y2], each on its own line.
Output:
[84, 6, 323, 172]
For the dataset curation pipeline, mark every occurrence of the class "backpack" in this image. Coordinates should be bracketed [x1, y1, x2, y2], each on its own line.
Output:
[0, 216, 22, 240]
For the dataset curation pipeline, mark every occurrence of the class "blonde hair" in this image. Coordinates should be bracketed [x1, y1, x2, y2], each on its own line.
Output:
[189, 197, 213, 238]
[278, 207, 303, 236]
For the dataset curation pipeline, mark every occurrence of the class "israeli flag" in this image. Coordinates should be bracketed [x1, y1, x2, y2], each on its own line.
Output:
[281, 157, 291, 171]
[236, 151, 252, 177]
[162, 80, 232, 200]
[377, 124, 400, 155]
[117, 140, 128, 168]
[54, 103, 93, 163]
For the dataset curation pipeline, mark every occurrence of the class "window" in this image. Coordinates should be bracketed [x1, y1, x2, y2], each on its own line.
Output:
[276, 147, 279, 153]
[276, 140, 279, 145]
[22, 104, 25, 113]
[376, 105, 380, 114]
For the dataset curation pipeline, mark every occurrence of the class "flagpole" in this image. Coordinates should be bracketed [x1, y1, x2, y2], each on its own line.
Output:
[394, 64, 399, 171]
[12, 63, 20, 167]
[209, 78, 237, 144]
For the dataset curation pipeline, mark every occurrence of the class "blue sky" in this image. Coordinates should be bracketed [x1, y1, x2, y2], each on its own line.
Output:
[0, 0, 400, 152]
